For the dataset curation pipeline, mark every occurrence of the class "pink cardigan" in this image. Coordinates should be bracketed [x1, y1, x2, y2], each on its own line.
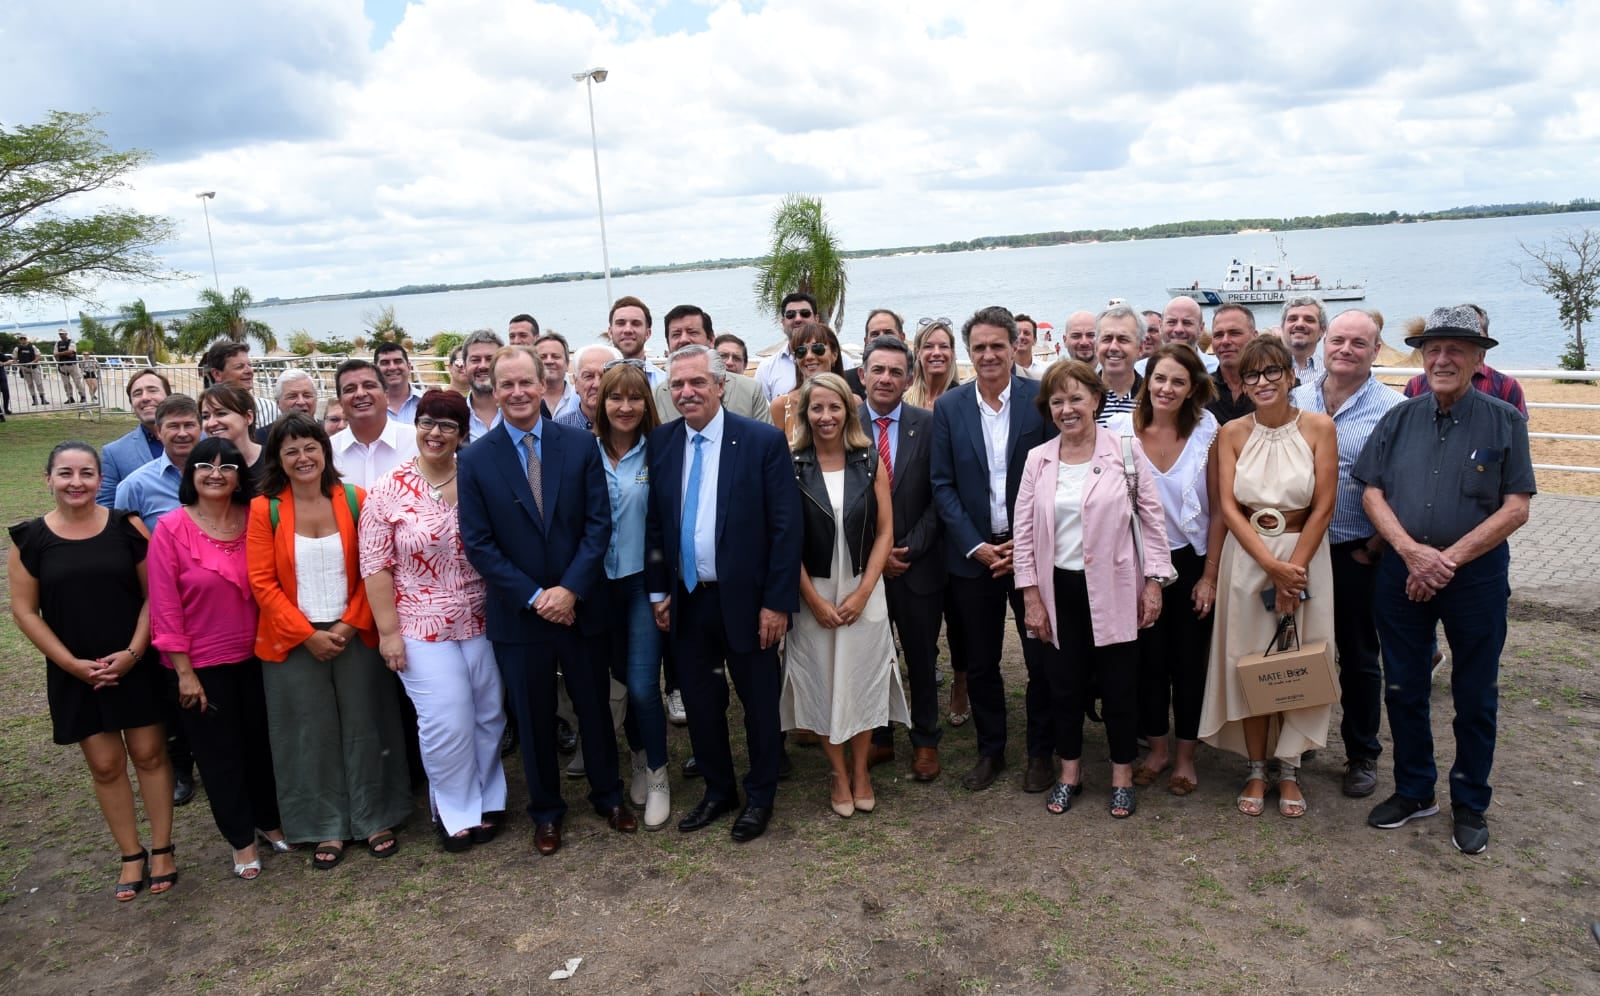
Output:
[1012, 428, 1174, 649]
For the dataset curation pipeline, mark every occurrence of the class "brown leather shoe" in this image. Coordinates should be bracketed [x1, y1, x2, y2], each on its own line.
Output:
[962, 754, 1006, 791]
[866, 744, 896, 769]
[912, 747, 941, 782]
[533, 820, 562, 855]
[606, 804, 638, 833]
[1022, 755, 1054, 794]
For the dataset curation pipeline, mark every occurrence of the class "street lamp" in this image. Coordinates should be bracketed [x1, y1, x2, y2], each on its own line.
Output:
[572, 67, 612, 305]
[195, 191, 221, 293]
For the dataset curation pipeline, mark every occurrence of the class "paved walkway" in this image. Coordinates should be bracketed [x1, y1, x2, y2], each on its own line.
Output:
[1508, 493, 1600, 611]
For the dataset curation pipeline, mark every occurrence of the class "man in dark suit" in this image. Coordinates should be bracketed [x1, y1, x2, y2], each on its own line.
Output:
[842, 308, 905, 399]
[857, 336, 947, 781]
[930, 306, 1057, 793]
[647, 344, 802, 842]
[458, 345, 636, 855]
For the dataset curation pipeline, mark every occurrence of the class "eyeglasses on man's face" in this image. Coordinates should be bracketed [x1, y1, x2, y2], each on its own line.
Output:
[784, 308, 814, 320]
[1241, 365, 1287, 386]
[415, 418, 462, 435]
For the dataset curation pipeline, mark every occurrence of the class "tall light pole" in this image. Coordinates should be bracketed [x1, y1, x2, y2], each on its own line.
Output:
[195, 191, 221, 293]
[572, 68, 612, 305]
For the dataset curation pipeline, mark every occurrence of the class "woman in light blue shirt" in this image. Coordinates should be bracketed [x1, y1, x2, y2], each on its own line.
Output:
[594, 360, 670, 830]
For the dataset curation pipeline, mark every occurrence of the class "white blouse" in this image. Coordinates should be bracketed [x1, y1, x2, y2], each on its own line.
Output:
[1107, 410, 1218, 554]
[294, 532, 350, 623]
[1052, 460, 1092, 572]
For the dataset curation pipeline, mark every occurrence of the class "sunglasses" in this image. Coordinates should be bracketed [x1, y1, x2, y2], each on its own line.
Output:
[796, 343, 831, 358]
[415, 417, 462, 435]
[193, 462, 240, 475]
[917, 316, 952, 330]
[784, 308, 814, 320]
[603, 357, 647, 371]
[1241, 365, 1287, 385]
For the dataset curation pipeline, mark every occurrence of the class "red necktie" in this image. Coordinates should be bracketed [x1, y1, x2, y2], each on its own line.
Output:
[875, 416, 894, 489]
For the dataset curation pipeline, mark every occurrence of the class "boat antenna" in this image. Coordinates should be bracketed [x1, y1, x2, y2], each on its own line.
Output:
[1273, 235, 1287, 263]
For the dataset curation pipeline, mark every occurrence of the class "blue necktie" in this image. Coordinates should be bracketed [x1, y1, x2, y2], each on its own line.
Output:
[681, 434, 706, 592]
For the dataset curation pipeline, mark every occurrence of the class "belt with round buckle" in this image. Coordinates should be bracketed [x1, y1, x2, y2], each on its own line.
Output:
[1249, 507, 1287, 537]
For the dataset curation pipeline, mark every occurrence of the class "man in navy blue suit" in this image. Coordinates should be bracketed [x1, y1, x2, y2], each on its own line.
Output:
[458, 345, 636, 855]
[930, 306, 1057, 793]
[646, 344, 802, 842]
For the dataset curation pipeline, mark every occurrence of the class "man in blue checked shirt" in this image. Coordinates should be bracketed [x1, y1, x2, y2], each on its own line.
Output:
[1291, 310, 1403, 800]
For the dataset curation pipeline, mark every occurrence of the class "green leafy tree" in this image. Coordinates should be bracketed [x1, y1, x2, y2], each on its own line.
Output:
[1520, 227, 1598, 371]
[177, 285, 277, 354]
[287, 330, 315, 357]
[76, 312, 118, 353]
[363, 303, 406, 343]
[430, 331, 465, 357]
[1, 110, 178, 303]
[316, 337, 354, 354]
[754, 194, 848, 329]
[113, 297, 169, 362]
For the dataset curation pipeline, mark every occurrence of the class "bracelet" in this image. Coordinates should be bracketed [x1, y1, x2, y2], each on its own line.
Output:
[124, 647, 140, 659]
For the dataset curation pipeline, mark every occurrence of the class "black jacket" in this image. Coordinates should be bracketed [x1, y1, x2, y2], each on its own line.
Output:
[794, 445, 877, 579]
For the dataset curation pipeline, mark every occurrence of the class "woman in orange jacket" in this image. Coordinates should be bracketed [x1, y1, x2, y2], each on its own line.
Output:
[248, 414, 411, 869]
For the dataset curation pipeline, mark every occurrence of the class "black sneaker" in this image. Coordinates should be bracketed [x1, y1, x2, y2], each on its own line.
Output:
[1451, 805, 1489, 854]
[1342, 758, 1378, 798]
[1367, 793, 1438, 828]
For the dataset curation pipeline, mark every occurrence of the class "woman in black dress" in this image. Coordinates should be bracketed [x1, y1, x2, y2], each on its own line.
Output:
[8, 441, 177, 900]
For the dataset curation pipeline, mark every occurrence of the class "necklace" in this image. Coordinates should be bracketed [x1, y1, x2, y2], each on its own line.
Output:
[417, 464, 457, 501]
[195, 505, 242, 537]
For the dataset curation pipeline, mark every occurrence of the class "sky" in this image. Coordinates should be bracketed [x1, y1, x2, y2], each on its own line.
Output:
[3, 0, 1598, 320]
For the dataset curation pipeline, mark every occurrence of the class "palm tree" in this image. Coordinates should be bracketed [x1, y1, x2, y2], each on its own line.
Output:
[363, 303, 406, 343]
[179, 286, 277, 355]
[113, 297, 168, 362]
[754, 194, 848, 329]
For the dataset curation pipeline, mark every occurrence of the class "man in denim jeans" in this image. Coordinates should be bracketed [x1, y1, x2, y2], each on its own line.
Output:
[1353, 305, 1535, 855]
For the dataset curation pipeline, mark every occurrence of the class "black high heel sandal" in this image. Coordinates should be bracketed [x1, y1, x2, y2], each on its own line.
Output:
[149, 844, 178, 894]
[115, 849, 148, 902]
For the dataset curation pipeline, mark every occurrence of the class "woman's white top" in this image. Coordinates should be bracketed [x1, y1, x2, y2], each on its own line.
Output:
[1052, 460, 1092, 572]
[294, 532, 349, 622]
[1106, 410, 1218, 554]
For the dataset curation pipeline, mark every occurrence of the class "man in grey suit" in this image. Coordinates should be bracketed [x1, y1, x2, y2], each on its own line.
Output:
[859, 336, 947, 781]
[653, 305, 773, 425]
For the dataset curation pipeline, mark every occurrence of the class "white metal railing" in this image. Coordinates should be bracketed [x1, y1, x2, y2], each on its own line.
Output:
[1375, 366, 1600, 475]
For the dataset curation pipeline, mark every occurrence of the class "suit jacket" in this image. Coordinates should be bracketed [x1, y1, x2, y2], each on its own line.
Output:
[653, 373, 774, 425]
[99, 425, 159, 508]
[1011, 429, 1174, 649]
[644, 409, 802, 655]
[859, 401, 944, 595]
[457, 418, 612, 643]
[929, 376, 1054, 578]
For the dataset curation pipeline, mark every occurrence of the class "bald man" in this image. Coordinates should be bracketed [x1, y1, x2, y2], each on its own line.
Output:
[1138, 296, 1219, 375]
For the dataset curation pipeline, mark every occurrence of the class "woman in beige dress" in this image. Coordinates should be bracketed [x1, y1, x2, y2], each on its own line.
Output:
[1198, 337, 1337, 818]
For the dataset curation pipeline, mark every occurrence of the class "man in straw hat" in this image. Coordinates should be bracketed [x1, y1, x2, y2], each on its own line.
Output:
[1351, 305, 1535, 855]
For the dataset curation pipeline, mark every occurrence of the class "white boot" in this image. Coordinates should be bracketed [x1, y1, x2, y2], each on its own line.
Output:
[629, 750, 650, 807]
[644, 764, 672, 831]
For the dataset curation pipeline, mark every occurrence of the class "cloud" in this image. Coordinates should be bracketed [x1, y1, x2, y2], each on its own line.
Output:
[2, 0, 1596, 319]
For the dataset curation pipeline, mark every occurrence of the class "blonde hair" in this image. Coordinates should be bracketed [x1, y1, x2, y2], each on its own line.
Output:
[789, 372, 871, 452]
[905, 321, 959, 408]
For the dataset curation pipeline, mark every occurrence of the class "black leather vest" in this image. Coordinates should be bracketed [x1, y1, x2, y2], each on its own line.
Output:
[794, 445, 877, 579]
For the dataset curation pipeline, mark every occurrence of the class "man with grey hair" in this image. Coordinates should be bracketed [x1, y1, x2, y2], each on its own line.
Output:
[534, 332, 581, 422]
[655, 305, 773, 423]
[1094, 304, 1145, 425]
[556, 343, 622, 431]
[461, 329, 505, 440]
[647, 343, 801, 842]
[1139, 296, 1219, 375]
[1354, 305, 1534, 855]
[930, 305, 1056, 793]
[274, 368, 319, 418]
[1281, 295, 1328, 383]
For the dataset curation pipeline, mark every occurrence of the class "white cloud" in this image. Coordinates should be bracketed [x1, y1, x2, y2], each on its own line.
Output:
[2, 0, 1596, 320]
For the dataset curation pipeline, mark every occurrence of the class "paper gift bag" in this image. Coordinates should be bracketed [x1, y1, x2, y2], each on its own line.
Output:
[1236, 615, 1337, 716]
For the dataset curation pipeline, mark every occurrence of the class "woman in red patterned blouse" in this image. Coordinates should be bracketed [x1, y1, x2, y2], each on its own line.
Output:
[359, 389, 507, 852]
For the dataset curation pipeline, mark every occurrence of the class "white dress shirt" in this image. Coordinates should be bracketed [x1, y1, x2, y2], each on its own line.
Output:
[330, 418, 419, 490]
[681, 407, 725, 585]
[976, 381, 1012, 537]
[754, 347, 794, 402]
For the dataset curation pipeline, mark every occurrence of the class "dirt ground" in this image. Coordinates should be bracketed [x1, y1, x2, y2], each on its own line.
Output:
[1, 413, 1598, 994]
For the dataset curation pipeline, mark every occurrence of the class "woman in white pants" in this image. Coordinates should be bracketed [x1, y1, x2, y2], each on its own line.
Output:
[360, 390, 507, 851]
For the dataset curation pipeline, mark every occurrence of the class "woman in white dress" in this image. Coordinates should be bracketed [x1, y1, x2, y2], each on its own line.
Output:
[780, 373, 908, 817]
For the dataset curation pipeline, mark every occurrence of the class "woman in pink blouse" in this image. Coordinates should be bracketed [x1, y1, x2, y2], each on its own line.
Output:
[148, 438, 289, 879]
[360, 390, 506, 852]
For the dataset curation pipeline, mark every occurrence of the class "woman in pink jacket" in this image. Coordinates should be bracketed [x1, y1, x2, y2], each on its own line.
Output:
[1014, 361, 1174, 819]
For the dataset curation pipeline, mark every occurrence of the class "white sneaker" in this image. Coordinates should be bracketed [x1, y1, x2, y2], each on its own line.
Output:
[629, 750, 649, 807]
[666, 690, 688, 726]
[644, 764, 671, 830]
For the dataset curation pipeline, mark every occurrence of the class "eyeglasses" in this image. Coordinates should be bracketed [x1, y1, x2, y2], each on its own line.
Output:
[797, 343, 831, 358]
[415, 417, 462, 435]
[603, 357, 647, 371]
[193, 463, 240, 475]
[917, 316, 952, 330]
[1241, 366, 1287, 385]
[783, 308, 814, 320]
